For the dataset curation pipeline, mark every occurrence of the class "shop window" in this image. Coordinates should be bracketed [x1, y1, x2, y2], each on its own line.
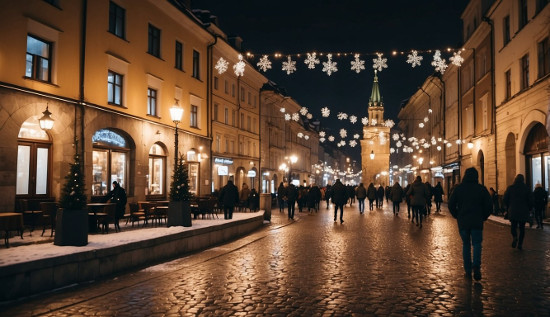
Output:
[188, 162, 199, 195]
[187, 149, 197, 162]
[16, 116, 52, 197]
[148, 143, 166, 197]
[524, 123, 550, 190]
[92, 129, 129, 196]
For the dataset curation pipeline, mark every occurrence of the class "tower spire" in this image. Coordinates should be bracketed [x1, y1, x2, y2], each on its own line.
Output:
[369, 70, 383, 107]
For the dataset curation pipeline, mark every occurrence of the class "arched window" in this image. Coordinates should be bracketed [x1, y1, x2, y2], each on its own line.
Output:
[524, 123, 550, 191]
[148, 143, 166, 197]
[92, 129, 129, 196]
[478, 150, 485, 186]
[505, 132, 516, 188]
[16, 117, 52, 197]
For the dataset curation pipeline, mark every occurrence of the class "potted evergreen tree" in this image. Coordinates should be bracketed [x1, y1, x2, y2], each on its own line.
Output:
[54, 139, 88, 246]
[167, 155, 193, 227]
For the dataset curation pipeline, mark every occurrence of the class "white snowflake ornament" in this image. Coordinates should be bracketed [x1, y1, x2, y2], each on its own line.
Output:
[299, 107, 308, 116]
[349, 115, 357, 124]
[321, 107, 330, 117]
[339, 129, 347, 138]
[450, 51, 464, 67]
[353, 134, 360, 139]
[297, 132, 304, 138]
[292, 113, 300, 121]
[282, 56, 297, 75]
[431, 50, 448, 74]
[304, 52, 320, 69]
[257, 55, 272, 72]
[322, 54, 338, 76]
[384, 120, 395, 128]
[280, 107, 286, 113]
[349, 140, 357, 147]
[304, 135, 309, 140]
[373, 53, 388, 72]
[350, 54, 365, 73]
[284, 114, 291, 121]
[215, 57, 229, 74]
[361, 117, 369, 125]
[406, 50, 423, 68]
[328, 135, 335, 142]
[319, 131, 326, 137]
[233, 54, 246, 77]
[320, 137, 326, 143]
[371, 118, 377, 126]
[306, 113, 313, 119]
[337, 112, 348, 120]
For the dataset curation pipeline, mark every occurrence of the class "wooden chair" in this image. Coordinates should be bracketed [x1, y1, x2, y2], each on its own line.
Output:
[97, 204, 117, 233]
[129, 202, 145, 227]
[40, 202, 58, 237]
[143, 202, 157, 226]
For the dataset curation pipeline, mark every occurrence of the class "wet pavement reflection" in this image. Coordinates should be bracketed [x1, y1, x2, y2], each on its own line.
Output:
[2, 201, 550, 316]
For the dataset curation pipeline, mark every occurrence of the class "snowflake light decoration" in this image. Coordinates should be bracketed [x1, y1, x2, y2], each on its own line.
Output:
[282, 56, 297, 75]
[337, 143, 342, 148]
[350, 54, 365, 73]
[292, 113, 300, 121]
[450, 51, 464, 67]
[371, 118, 377, 126]
[297, 132, 304, 138]
[319, 131, 326, 137]
[321, 107, 330, 117]
[373, 53, 388, 72]
[431, 50, 448, 74]
[339, 129, 347, 138]
[299, 107, 308, 116]
[396, 141, 402, 147]
[337, 112, 348, 120]
[349, 140, 357, 147]
[424, 116, 429, 122]
[353, 134, 360, 139]
[392, 133, 400, 141]
[340, 140, 346, 146]
[306, 113, 313, 119]
[361, 117, 369, 125]
[320, 137, 326, 143]
[349, 115, 357, 124]
[304, 135, 309, 140]
[304, 52, 320, 69]
[215, 57, 229, 74]
[233, 54, 245, 76]
[446, 143, 452, 148]
[284, 114, 291, 121]
[419, 122, 425, 128]
[322, 54, 338, 76]
[390, 148, 395, 154]
[280, 107, 286, 113]
[406, 50, 423, 68]
[384, 120, 395, 128]
[328, 135, 335, 142]
[257, 55, 272, 72]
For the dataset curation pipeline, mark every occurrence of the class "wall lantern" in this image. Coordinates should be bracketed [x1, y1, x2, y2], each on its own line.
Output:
[39, 104, 54, 130]
[370, 150, 375, 160]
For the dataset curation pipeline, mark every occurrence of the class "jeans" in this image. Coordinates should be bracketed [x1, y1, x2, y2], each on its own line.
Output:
[459, 228, 483, 274]
[334, 203, 344, 221]
[224, 206, 234, 219]
[287, 200, 295, 219]
[511, 220, 526, 246]
[393, 201, 400, 214]
[358, 198, 365, 213]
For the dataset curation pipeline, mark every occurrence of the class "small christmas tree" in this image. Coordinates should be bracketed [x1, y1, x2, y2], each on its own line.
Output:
[60, 138, 87, 210]
[170, 155, 192, 201]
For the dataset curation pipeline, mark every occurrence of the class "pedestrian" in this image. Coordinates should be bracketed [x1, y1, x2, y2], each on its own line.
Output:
[377, 185, 385, 208]
[404, 183, 412, 218]
[425, 181, 433, 215]
[347, 185, 356, 207]
[407, 176, 429, 228]
[503, 174, 534, 250]
[277, 182, 286, 212]
[106, 181, 127, 232]
[331, 179, 348, 223]
[239, 183, 250, 211]
[448, 167, 492, 281]
[533, 183, 547, 229]
[391, 181, 404, 216]
[385, 185, 391, 203]
[489, 187, 500, 215]
[248, 188, 259, 212]
[367, 183, 377, 211]
[219, 179, 239, 219]
[324, 184, 332, 209]
[433, 181, 444, 213]
[308, 183, 321, 213]
[298, 184, 308, 213]
[286, 182, 298, 220]
[355, 183, 367, 214]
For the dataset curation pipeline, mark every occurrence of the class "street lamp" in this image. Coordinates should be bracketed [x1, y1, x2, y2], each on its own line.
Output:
[370, 150, 375, 160]
[170, 99, 184, 169]
[38, 104, 54, 131]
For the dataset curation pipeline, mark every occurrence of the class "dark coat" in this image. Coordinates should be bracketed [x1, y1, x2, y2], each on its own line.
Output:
[355, 184, 367, 199]
[376, 186, 385, 199]
[286, 184, 298, 202]
[503, 174, 534, 222]
[106, 183, 127, 218]
[331, 180, 348, 205]
[220, 181, 239, 207]
[367, 184, 377, 200]
[404, 184, 411, 204]
[432, 184, 444, 202]
[407, 178, 429, 207]
[391, 183, 404, 203]
[277, 184, 286, 200]
[448, 168, 492, 230]
[533, 186, 548, 210]
[308, 185, 322, 205]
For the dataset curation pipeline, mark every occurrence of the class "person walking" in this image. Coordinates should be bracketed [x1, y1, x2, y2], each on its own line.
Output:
[106, 181, 127, 232]
[286, 182, 298, 220]
[376, 185, 385, 208]
[367, 183, 377, 211]
[239, 183, 250, 212]
[277, 182, 286, 213]
[355, 183, 367, 214]
[324, 184, 332, 209]
[248, 188, 259, 212]
[424, 181, 433, 215]
[503, 174, 534, 250]
[308, 183, 321, 213]
[331, 179, 348, 223]
[407, 176, 429, 228]
[404, 183, 412, 219]
[433, 181, 444, 213]
[533, 183, 547, 229]
[448, 167, 492, 281]
[391, 182, 404, 216]
[219, 180, 239, 220]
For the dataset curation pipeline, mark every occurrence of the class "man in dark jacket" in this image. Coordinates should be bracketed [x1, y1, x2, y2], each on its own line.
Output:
[286, 182, 298, 220]
[106, 181, 127, 232]
[355, 183, 367, 214]
[503, 174, 534, 250]
[331, 179, 348, 223]
[448, 167, 492, 281]
[533, 183, 547, 229]
[406, 176, 429, 227]
[219, 180, 239, 219]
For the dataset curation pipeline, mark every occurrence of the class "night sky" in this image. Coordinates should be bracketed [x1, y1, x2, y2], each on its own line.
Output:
[192, 0, 469, 162]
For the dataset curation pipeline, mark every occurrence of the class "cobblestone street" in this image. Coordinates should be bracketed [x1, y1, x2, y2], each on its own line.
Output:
[3, 201, 550, 316]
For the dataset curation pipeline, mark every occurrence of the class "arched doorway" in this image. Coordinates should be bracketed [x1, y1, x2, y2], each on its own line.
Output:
[235, 167, 246, 191]
[478, 150, 485, 186]
[147, 142, 167, 198]
[523, 122, 549, 191]
[91, 128, 131, 197]
[505, 132, 516, 188]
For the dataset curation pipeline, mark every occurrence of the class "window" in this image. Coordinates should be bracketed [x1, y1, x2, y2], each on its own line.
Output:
[214, 76, 218, 90]
[232, 110, 236, 126]
[108, 1, 125, 39]
[519, 0, 528, 30]
[224, 80, 229, 94]
[17, 117, 52, 197]
[505, 70, 512, 99]
[253, 118, 257, 133]
[148, 143, 165, 196]
[247, 115, 251, 131]
[503, 15, 510, 45]
[26, 35, 51, 82]
[254, 95, 257, 106]
[232, 84, 235, 97]
[147, 88, 157, 116]
[148, 24, 161, 57]
[240, 113, 244, 129]
[213, 103, 218, 121]
[538, 37, 550, 78]
[481, 94, 488, 131]
[521, 54, 529, 90]
[190, 105, 198, 128]
[216, 134, 221, 152]
[248, 91, 251, 105]
[175, 41, 182, 70]
[192, 50, 200, 79]
[108, 70, 123, 106]
[537, 0, 549, 14]
[241, 87, 245, 101]
[224, 107, 228, 124]
[92, 129, 129, 196]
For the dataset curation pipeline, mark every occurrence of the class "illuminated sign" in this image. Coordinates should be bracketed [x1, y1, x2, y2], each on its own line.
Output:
[92, 129, 127, 147]
[214, 157, 233, 165]
[247, 170, 257, 177]
[218, 166, 228, 176]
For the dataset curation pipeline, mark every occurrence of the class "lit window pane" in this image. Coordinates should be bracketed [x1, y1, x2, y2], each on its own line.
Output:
[93, 150, 108, 196]
[111, 151, 126, 188]
[148, 157, 164, 195]
[16, 145, 31, 195]
[26, 54, 33, 77]
[35, 147, 49, 194]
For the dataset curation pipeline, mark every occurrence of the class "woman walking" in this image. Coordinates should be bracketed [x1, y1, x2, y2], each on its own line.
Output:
[367, 183, 377, 211]
[391, 182, 404, 216]
[503, 174, 534, 250]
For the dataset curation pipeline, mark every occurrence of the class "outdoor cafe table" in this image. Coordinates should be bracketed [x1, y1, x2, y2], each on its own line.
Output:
[87, 203, 115, 233]
[0, 212, 23, 247]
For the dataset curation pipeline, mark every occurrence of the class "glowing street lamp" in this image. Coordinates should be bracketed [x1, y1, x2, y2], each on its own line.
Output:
[170, 99, 184, 169]
[38, 104, 54, 131]
[370, 150, 375, 160]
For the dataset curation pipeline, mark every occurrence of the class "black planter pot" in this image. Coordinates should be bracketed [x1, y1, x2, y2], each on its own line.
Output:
[167, 201, 192, 227]
[54, 209, 88, 246]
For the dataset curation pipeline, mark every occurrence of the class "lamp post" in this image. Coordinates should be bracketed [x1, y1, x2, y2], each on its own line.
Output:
[289, 155, 297, 184]
[170, 100, 184, 170]
[39, 104, 54, 131]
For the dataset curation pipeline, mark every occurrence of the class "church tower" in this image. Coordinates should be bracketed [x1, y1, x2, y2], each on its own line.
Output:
[361, 71, 390, 186]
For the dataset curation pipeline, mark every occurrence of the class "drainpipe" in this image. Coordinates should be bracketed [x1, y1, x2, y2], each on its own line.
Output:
[207, 34, 219, 193]
[79, 0, 87, 170]
[483, 16, 498, 194]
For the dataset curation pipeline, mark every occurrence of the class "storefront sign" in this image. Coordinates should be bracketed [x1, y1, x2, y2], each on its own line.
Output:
[214, 157, 233, 165]
[218, 166, 228, 176]
[247, 170, 257, 177]
[92, 129, 126, 148]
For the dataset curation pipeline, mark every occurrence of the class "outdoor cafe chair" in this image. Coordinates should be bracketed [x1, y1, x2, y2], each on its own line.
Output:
[40, 202, 58, 237]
